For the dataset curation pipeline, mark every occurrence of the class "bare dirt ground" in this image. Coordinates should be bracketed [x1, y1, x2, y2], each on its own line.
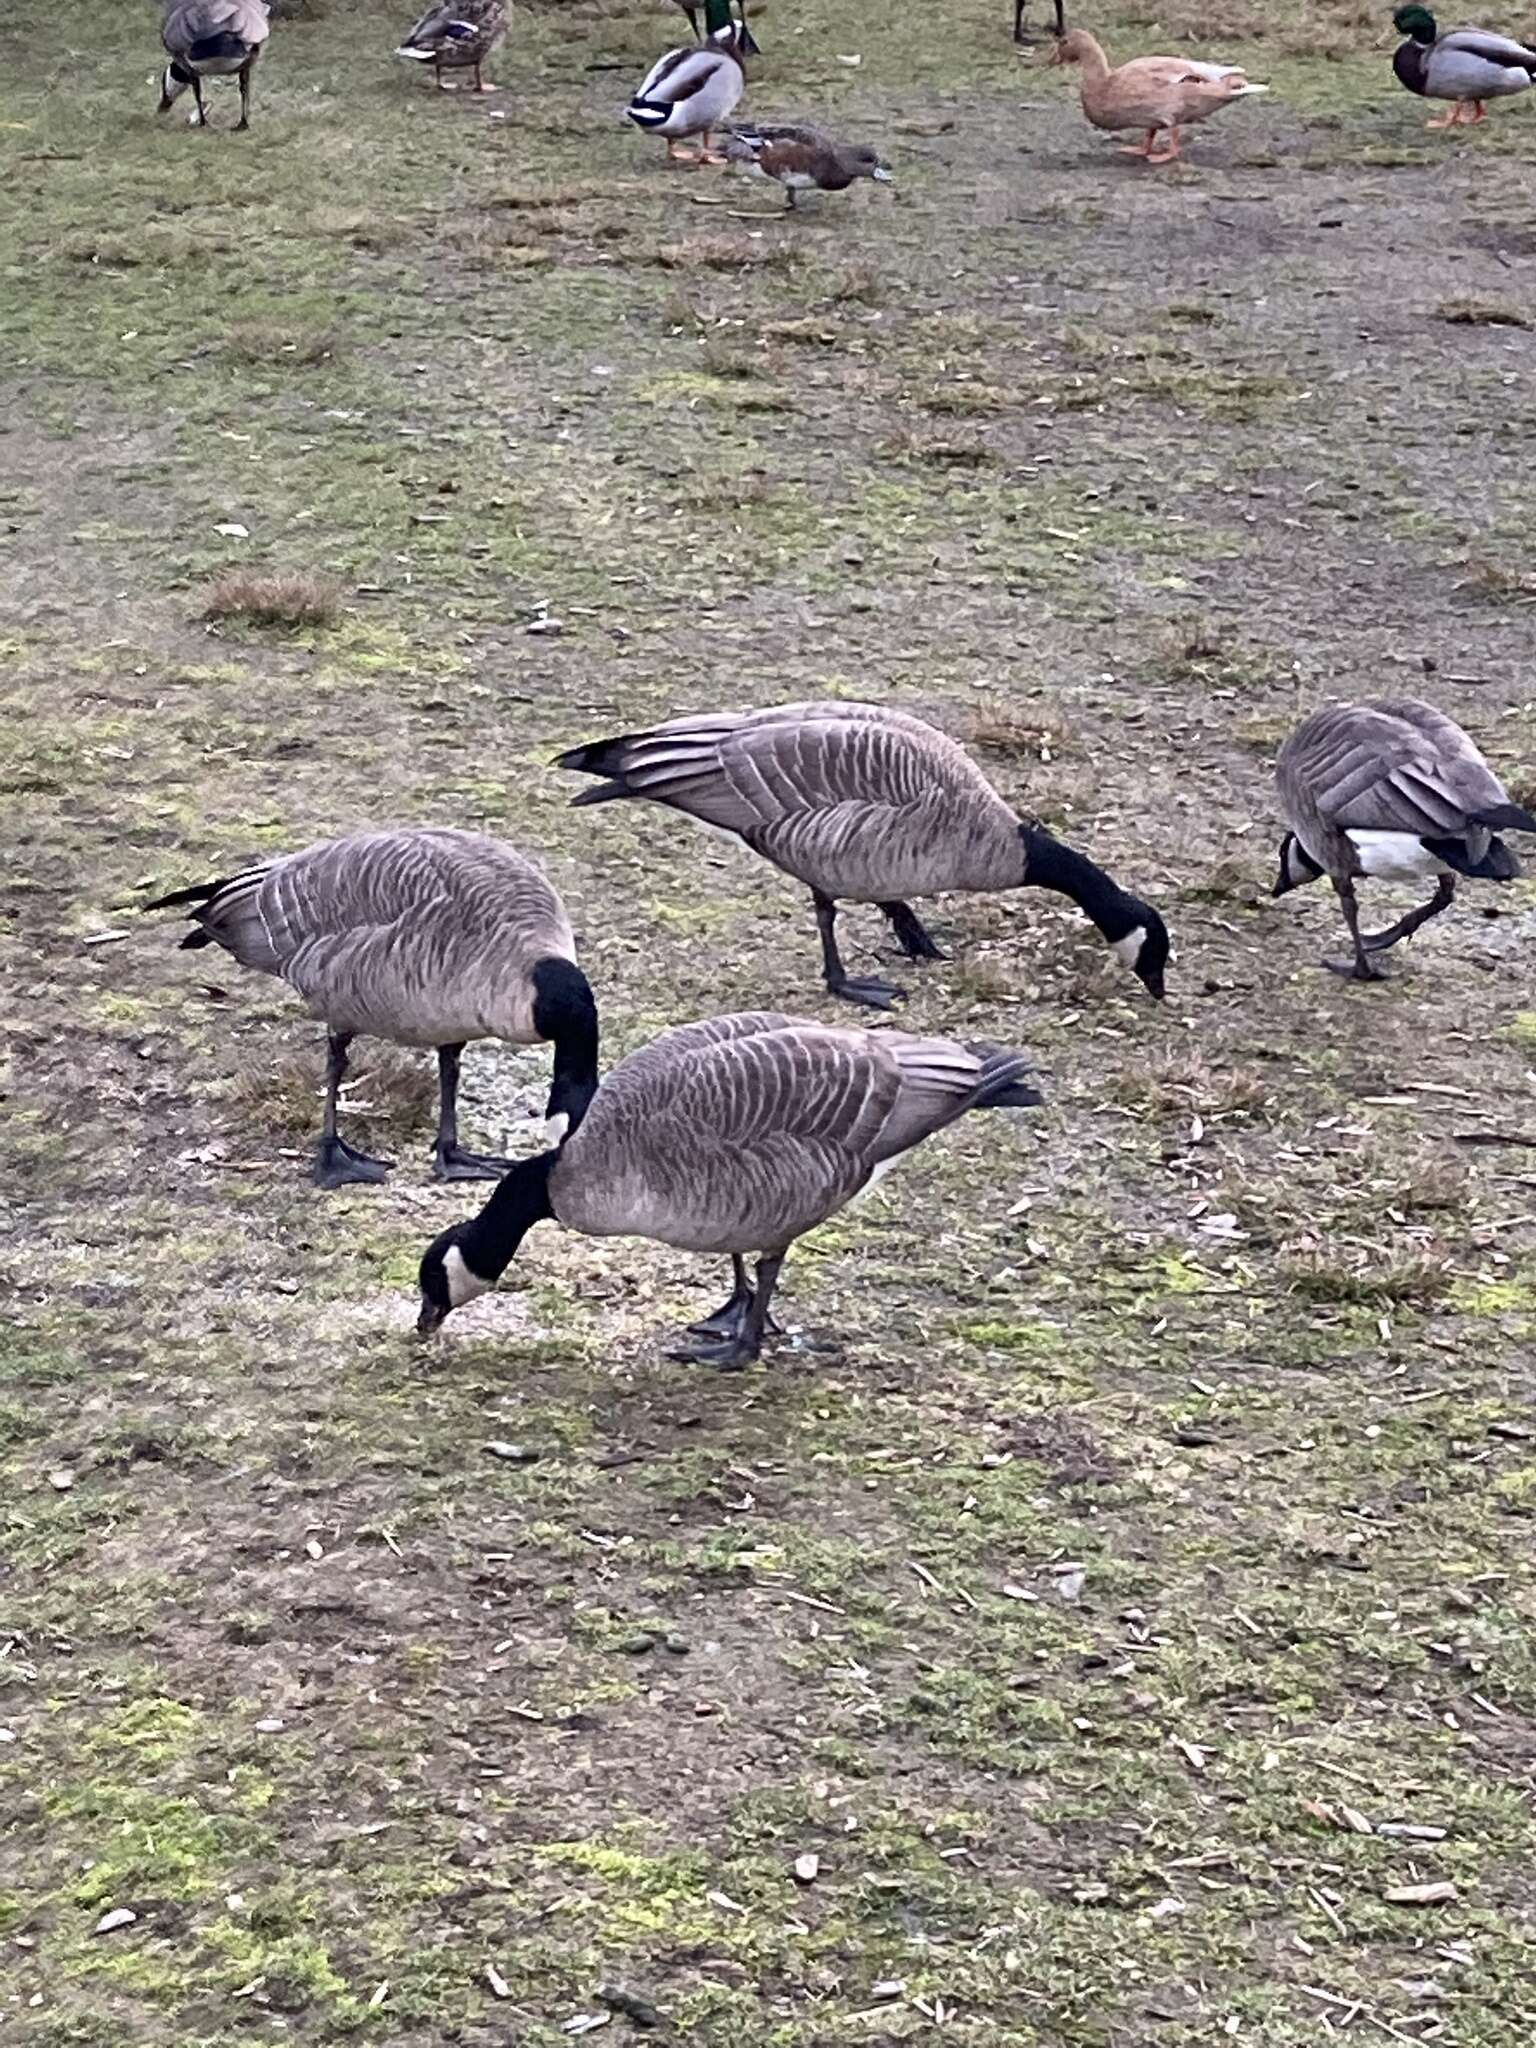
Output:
[2, 0, 1535, 2041]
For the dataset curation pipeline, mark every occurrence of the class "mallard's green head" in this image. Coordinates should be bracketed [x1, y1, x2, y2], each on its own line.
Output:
[1392, 5, 1438, 40]
[704, 0, 759, 52]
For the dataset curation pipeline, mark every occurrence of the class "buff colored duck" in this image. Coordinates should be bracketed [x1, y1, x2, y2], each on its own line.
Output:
[1050, 26, 1267, 164]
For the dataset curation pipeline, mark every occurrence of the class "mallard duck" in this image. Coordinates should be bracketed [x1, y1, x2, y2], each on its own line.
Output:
[1049, 27, 1267, 164]
[1273, 700, 1536, 981]
[721, 123, 893, 207]
[416, 1012, 1040, 1367]
[628, 13, 748, 165]
[1391, 6, 1536, 126]
[395, 0, 508, 92]
[675, 0, 760, 55]
[158, 0, 271, 130]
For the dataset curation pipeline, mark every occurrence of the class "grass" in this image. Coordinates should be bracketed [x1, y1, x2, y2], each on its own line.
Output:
[5, 0, 1536, 2043]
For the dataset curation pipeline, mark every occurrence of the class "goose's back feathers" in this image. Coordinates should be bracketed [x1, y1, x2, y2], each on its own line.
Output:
[551, 1015, 1037, 1254]
[560, 702, 1024, 900]
[161, 829, 576, 1046]
[162, 0, 270, 61]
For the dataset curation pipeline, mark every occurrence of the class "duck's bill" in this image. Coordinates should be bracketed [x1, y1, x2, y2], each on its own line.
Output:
[873, 166, 895, 182]
[1231, 82, 1270, 93]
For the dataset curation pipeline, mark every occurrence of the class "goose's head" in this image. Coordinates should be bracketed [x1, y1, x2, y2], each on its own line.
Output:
[416, 1227, 494, 1337]
[1106, 899, 1170, 1001]
[157, 62, 194, 113]
[1272, 832, 1325, 897]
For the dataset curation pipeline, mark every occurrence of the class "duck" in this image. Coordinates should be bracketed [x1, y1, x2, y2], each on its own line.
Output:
[146, 828, 599, 1187]
[1391, 6, 1536, 126]
[158, 0, 271, 130]
[721, 122, 894, 207]
[556, 701, 1169, 1008]
[675, 0, 760, 56]
[1048, 26, 1267, 164]
[628, 6, 750, 165]
[416, 1012, 1040, 1367]
[395, 0, 508, 93]
[1273, 700, 1536, 981]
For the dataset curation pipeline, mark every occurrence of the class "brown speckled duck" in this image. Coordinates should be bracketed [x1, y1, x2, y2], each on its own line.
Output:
[395, 0, 508, 92]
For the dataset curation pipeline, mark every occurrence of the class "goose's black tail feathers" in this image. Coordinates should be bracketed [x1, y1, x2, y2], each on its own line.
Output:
[968, 1046, 1044, 1111]
[1474, 801, 1536, 835]
[1424, 835, 1521, 882]
[554, 734, 643, 807]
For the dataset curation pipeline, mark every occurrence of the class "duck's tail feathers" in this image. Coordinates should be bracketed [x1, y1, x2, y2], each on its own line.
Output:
[969, 1046, 1044, 1111]
[1475, 800, 1536, 834]
[395, 43, 436, 57]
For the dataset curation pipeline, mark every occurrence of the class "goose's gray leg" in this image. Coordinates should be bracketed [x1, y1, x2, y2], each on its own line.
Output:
[813, 890, 904, 1010]
[688, 1253, 784, 1338]
[1324, 877, 1385, 982]
[432, 1043, 514, 1181]
[1363, 874, 1456, 953]
[879, 899, 946, 961]
[313, 1032, 393, 1187]
[236, 49, 257, 129]
[671, 1251, 787, 1370]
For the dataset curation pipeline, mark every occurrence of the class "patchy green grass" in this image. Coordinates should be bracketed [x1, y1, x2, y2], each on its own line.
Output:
[4, 0, 1536, 2043]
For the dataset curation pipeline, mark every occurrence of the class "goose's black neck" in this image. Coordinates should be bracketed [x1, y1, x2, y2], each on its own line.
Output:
[1019, 824, 1136, 939]
[460, 1150, 558, 1284]
[532, 956, 599, 1136]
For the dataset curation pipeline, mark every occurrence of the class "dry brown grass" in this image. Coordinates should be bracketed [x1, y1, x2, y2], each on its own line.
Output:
[222, 321, 343, 366]
[228, 1047, 437, 1146]
[1437, 299, 1533, 331]
[202, 570, 345, 631]
[965, 697, 1078, 763]
[877, 429, 996, 468]
[1461, 560, 1536, 605]
[1277, 1249, 1456, 1307]
[1097, 1050, 1278, 1123]
[652, 235, 799, 273]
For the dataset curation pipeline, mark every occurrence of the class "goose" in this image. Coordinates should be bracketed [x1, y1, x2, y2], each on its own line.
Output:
[721, 122, 894, 208]
[1391, 6, 1536, 126]
[395, 0, 508, 93]
[627, 15, 748, 166]
[158, 0, 271, 130]
[416, 1011, 1040, 1367]
[1273, 699, 1536, 981]
[1048, 27, 1267, 165]
[1015, 0, 1066, 45]
[555, 701, 1169, 1008]
[146, 829, 599, 1187]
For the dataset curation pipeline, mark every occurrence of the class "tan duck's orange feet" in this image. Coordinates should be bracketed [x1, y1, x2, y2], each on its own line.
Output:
[1118, 126, 1160, 154]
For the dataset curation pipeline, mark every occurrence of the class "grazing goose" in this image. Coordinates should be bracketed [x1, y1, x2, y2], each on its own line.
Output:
[417, 1012, 1041, 1367]
[722, 122, 894, 208]
[627, 13, 749, 166]
[146, 829, 598, 1187]
[395, 0, 508, 93]
[1049, 27, 1268, 164]
[556, 702, 1169, 1008]
[1273, 700, 1536, 981]
[158, 0, 271, 130]
[1391, 7, 1536, 125]
[1015, 0, 1066, 45]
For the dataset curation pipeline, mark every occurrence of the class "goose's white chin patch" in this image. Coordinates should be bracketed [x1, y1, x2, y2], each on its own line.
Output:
[1109, 926, 1146, 968]
[1345, 830, 1443, 880]
[544, 1110, 570, 1146]
[444, 1244, 493, 1311]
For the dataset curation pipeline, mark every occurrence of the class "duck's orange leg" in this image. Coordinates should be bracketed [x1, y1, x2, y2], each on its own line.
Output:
[666, 136, 701, 164]
[1119, 126, 1159, 155]
[1145, 124, 1182, 164]
[1426, 101, 1469, 126]
[1468, 98, 1487, 122]
[696, 128, 728, 165]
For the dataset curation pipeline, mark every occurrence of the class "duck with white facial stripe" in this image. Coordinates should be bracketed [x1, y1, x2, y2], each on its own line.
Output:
[1273, 698, 1536, 981]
